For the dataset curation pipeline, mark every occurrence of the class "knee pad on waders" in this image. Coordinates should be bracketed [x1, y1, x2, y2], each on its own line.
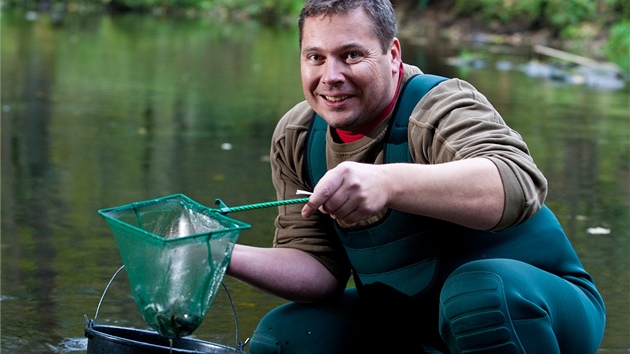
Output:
[249, 330, 282, 354]
[248, 305, 285, 354]
[438, 271, 525, 354]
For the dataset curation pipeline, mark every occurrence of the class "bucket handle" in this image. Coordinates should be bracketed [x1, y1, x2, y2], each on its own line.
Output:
[86, 265, 248, 351]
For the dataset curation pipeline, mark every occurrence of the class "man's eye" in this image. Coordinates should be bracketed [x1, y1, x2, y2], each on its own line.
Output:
[308, 54, 323, 61]
[346, 52, 362, 61]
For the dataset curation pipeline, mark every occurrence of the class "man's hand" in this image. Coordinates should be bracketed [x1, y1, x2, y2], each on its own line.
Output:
[301, 161, 389, 224]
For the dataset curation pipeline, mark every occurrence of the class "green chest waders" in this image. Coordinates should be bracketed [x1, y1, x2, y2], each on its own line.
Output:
[305, 74, 597, 300]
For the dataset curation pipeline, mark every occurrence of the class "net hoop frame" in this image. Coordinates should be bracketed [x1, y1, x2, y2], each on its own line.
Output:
[98, 194, 251, 244]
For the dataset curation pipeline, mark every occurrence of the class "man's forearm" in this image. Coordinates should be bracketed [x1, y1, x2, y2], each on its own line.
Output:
[227, 244, 342, 303]
[385, 158, 504, 230]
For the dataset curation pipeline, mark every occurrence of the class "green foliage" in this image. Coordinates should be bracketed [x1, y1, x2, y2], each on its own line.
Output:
[446, 0, 629, 68]
[599, 0, 630, 19]
[605, 20, 630, 73]
[545, 0, 597, 28]
[99, 0, 303, 21]
[452, 0, 626, 32]
[454, 0, 542, 28]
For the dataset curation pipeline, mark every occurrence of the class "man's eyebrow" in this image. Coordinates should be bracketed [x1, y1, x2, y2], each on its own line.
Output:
[301, 46, 320, 54]
[301, 43, 367, 55]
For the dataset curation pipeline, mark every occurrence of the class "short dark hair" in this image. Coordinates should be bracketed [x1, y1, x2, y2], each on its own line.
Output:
[298, 0, 397, 53]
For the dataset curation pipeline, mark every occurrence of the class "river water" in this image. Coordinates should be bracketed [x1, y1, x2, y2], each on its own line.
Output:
[1, 9, 628, 353]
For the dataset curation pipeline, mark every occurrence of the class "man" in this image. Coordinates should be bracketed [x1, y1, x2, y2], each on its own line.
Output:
[226, 0, 606, 352]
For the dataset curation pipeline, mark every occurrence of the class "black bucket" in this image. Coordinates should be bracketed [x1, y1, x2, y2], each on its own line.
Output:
[85, 265, 247, 354]
[85, 321, 244, 354]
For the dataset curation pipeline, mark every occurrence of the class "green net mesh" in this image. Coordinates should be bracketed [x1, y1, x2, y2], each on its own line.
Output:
[98, 194, 250, 339]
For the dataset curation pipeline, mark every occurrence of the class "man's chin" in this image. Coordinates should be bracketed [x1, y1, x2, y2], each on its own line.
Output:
[318, 115, 356, 130]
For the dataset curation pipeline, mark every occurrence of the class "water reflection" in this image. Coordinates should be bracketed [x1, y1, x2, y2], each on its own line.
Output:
[2, 10, 629, 353]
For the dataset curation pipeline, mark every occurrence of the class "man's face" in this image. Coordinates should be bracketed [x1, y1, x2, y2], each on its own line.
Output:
[300, 7, 402, 132]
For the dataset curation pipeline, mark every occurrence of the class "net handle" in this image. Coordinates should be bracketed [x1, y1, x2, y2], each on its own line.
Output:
[214, 198, 310, 214]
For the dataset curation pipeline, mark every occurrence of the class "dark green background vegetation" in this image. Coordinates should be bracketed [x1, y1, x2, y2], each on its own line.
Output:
[4, 0, 629, 72]
[449, 0, 629, 72]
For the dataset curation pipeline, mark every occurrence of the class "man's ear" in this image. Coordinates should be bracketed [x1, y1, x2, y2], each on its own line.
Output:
[390, 38, 402, 73]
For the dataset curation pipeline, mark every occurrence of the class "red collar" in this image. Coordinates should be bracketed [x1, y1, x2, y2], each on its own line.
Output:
[335, 65, 404, 143]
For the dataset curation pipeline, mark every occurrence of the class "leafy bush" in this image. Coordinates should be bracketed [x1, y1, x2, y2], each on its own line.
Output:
[605, 20, 630, 73]
[454, 0, 543, 29]
[545, 0, 597, 28]
[452, 0, 619, 32]
[57, 0, 303, 19]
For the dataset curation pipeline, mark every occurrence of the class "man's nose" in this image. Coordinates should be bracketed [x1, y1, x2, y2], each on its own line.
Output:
[321, 59, 345, 85]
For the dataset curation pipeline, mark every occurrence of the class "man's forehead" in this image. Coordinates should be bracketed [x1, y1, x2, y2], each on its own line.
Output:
[301, 9, 374, 47]
[304, 10, 348, 26]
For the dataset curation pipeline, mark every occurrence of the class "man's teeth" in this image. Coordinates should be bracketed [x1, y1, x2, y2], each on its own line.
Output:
[325, 95, 350, 102]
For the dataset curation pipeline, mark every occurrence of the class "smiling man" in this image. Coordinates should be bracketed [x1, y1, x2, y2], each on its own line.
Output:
[225, 0, 606, 353]
[299, 5, 400, 133]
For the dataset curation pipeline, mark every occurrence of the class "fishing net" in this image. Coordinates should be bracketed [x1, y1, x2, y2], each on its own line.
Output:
[98, 194, 251, 339]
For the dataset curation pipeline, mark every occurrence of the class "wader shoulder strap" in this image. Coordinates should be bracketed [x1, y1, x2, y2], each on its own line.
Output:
[384, 73, 448, 165]
[306, 114, 328, 189]
[306, 74, 448, 188]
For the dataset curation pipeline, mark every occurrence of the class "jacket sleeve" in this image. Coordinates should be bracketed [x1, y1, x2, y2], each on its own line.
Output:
[269, 102, 352, 282]
[408, 78, 547, 230]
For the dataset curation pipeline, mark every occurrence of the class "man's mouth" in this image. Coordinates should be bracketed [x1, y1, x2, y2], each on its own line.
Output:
[324, 95, 351, 102]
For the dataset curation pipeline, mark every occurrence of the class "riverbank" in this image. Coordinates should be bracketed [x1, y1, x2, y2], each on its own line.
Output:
[399, 6, 599, 55]
[395, 4, 627, 74]
[396, 6, 627, 90]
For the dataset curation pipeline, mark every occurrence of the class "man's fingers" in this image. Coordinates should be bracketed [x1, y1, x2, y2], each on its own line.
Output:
[301, 202, 318, 218]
